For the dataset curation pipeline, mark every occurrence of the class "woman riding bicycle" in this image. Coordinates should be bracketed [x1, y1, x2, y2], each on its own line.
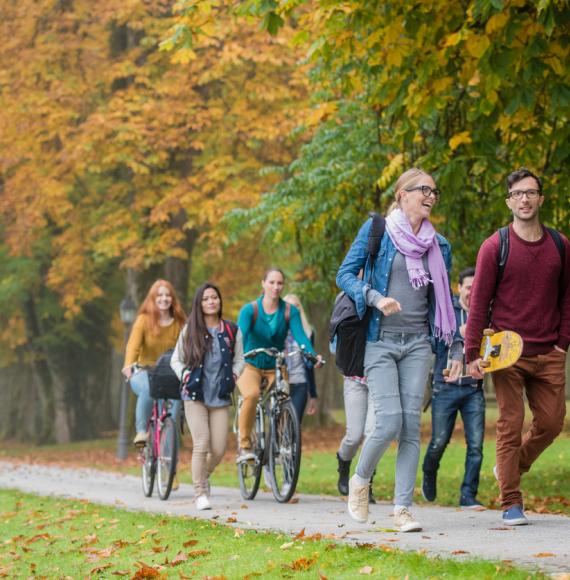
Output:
[236, 268, 322, 463]
[122, 280, 186, 447]
[171, 283, 244, 510]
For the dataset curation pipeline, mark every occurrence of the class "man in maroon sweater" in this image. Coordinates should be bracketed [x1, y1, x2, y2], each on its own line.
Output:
[465, 168, 569, 526]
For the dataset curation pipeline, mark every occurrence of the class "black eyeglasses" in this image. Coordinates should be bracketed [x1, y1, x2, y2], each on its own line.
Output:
[508, 189, 541, 200]
[405, 185, 440, 201]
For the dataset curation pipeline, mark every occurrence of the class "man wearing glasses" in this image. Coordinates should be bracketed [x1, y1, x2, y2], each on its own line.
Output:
[465, 168, 569, 526]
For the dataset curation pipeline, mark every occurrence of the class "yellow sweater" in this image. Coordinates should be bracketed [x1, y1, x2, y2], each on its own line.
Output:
[124, 314, 182, 367]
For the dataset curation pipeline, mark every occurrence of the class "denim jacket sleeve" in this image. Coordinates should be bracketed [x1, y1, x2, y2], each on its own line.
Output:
[336, 218, 373, 320]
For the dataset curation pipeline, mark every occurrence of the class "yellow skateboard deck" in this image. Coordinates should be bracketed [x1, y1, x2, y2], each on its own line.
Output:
[479, 330, 523, 373]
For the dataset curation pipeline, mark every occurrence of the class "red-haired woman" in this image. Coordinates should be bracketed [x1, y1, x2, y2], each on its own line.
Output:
[122, 280, 186, 446]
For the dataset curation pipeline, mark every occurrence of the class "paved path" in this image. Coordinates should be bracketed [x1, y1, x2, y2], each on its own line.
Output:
[1, 461, 569, 574]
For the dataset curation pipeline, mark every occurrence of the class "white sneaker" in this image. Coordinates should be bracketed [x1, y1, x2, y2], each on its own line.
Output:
[195, 495, 211, 511]
[394, 507, 422, 532]
[133, 432, 148, 446]
[347, 475, 369, 523]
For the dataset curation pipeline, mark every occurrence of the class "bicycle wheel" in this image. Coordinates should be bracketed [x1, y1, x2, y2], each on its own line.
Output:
[141, 422, 156, 497]
[237, 404, 263, 500]
[269, 399, 301, 503]
[157, 415, 178, 501]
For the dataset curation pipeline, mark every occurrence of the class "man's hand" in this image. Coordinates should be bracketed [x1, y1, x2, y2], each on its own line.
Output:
[459, 323, 467, 338]
[444, 360, 462, 383]
[121, 365, 133, 379]
[306, 398, 318, 416]
[554, 345, 566, 354]
[375, 297, 402, 317]
[467, 359, 485, 380]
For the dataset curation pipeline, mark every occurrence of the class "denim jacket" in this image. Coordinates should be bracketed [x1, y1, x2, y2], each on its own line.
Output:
[336, 216, 453, 347]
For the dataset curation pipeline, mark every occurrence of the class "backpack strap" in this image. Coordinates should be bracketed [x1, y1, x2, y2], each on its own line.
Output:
[368, 212, 385, 259]
[546, 227, 566, 299]
[496, 226, 510, 289]
[251, 301, 258, 326]
[285, 302, 291, 326]
[223, 320, 237, 353]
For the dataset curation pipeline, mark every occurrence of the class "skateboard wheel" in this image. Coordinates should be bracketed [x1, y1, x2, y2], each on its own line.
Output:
[483, 329, 495, 337]
[480, 360, 491, 368]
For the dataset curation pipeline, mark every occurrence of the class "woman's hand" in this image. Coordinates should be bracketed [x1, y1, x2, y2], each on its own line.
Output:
[306, 398, 318, 416]
[375, 297, 402, 317]
[315, 354, 324, 368]
[444, 360, 462, 383]
[121, 365, 133, 379]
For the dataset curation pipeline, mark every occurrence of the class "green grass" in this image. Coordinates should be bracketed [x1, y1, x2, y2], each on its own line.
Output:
[0, 489, 546, 579]
[211, 435, 570, 514]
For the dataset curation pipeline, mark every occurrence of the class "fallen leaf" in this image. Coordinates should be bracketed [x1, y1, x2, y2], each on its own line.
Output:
[534, 552, 555, 558]
[318, 571, 328, 580]
[283, 556, 317, 571]
[111, 571, 130, 576]
[132, 562, 162, 579]
[171, 552, 188, 566]
[240, 504, 249, 509]
[234, 529, 245, 538]
[288, 497, 299, 504]
[242, 573, 261, 580]
[359, 566, 373, 575]
[280, 541, 294, 550]
[451, 550, 470, 555]
[226, 517, 237, 523]
[182, 540, 198, 547]
[188, 550, 210, 558]
[90, 563, 112, 574]
[293, 528, 305, 540]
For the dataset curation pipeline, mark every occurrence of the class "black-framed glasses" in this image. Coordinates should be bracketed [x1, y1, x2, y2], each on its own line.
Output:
[508, 189, 541, 200]
[405, 185, 440, 201]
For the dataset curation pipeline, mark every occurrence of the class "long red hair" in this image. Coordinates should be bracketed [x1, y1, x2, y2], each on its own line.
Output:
[138, 279, 186, 334]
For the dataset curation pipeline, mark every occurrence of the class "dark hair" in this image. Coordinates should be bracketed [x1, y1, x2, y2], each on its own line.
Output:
[182, 282, 223, 370]
[506, 168, 542, 193]
[458, 267, 475, 285]
[263, 267, 285, 281]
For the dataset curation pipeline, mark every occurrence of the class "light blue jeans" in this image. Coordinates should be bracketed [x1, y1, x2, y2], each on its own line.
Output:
[130, 369, 181, 434]
[356, 331, 432, 507]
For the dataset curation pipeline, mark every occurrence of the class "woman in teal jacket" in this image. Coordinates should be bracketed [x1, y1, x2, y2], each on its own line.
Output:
[236, 268, 320, 462]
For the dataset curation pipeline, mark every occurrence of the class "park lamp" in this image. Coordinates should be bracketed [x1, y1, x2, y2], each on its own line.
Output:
[119, 296, 137, 326]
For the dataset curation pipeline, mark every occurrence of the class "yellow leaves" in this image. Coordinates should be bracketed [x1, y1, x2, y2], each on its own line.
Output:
[170, 47, 197, 65]
[432, 77, 453, 93]
[449, 131, 472, 151]
[444, 32, 462, 47]
[485, 13, 509, 35]
[377, 154, 404, 190]
[465, 34, 491, 59]
[305, 102, 338, 127]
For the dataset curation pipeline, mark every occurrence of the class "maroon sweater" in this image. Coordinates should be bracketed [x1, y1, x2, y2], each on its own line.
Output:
[465, 224, 570, 363]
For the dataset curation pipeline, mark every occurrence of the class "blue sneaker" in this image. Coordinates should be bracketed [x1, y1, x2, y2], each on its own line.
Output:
[502, 504, 528, 526]
[460, 497, 486, 510]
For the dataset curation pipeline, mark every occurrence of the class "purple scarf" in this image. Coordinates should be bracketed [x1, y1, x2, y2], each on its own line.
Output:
[385, 208, 456, 345]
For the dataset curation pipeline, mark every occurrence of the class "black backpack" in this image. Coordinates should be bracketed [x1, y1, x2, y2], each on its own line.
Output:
[330, 213, 385, 377]
[148, 349, 181, 400]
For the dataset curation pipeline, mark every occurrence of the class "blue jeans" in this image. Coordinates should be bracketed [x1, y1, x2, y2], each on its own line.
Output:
[357, 331, 433, 507]
[130, 369, 181, 434]
[290, 382, 308, 424]
[423, 384, 485, 501]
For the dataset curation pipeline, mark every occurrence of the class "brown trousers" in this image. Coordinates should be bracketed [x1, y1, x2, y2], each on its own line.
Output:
[184, 401, 229, 497]
[237, 364, 275, 449]
[493, 349, 566, 509]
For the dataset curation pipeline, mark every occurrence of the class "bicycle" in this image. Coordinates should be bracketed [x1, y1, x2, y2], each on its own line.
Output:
[139, 397, 180, 500]
[234, 347, 323, 503]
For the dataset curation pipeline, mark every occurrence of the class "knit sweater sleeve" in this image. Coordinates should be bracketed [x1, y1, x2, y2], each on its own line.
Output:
[465, 235, 500, 363]
[237, 303, 254, 345]
[124, 315, 146, 367]
[170, 324, 187, 380]
[556, 233, 570, 351]
[232, 329, 245, 378]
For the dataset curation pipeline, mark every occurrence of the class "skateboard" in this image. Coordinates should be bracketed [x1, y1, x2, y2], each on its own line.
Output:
[478, 329, 523, 373]
[443, 329, 523, 378]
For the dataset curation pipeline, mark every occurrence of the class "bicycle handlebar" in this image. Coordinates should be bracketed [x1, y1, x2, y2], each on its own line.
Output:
[244, 348, 325, 366]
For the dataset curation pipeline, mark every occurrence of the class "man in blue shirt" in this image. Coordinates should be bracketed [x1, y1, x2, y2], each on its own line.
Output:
[422, 267, 486, 509]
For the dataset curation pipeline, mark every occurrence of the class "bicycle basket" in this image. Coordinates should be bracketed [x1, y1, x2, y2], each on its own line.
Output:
[148, 349, 181, 400]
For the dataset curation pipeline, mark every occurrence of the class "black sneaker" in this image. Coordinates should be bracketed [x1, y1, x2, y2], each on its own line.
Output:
[422, 470, 437, 502]
[460, 496, 485, 510]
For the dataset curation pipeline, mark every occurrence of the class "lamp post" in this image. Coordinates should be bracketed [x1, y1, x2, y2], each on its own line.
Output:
[117, 296, 137, 460]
